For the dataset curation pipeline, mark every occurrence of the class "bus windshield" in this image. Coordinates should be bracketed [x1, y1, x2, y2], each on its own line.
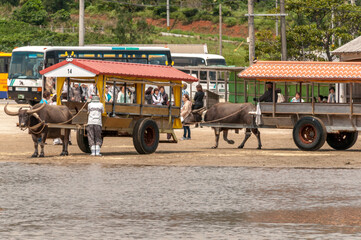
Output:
[8, 52, 44, 79]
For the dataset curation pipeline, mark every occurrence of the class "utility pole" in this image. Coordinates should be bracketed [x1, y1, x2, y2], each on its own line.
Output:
[167, 0, 170, 31]
[280, 0, 287, 61]
[79, 0, 84, 46]
[275, 0, 278, 36]
[248, 0, 255, 65]
[219, 3, 222, 56]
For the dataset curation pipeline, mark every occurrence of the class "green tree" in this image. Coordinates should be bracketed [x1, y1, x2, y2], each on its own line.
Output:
[255, 30, 281, 60]
[286, 0, 361, 61]
[112, 12, 155, 44]
[12, 0, 47, 26]
[0, 0, 20, 5]
[0, 20, 77, 52]
[51, 9, 70, 24]
[42, 0, 73, 13]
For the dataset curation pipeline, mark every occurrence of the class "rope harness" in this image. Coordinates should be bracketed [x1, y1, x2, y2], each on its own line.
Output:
[186, 105, 249, 125]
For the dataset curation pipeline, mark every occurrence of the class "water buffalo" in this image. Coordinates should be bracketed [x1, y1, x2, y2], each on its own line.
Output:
[184, 102, 262, 149]
[4, 103, 72, 157]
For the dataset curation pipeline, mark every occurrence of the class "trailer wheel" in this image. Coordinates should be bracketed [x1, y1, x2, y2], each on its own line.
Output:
[293, 116, 326, 151]
[76, 129, 91, 153]
[326, 131, 358, 150]
[133, 118, 159, 154]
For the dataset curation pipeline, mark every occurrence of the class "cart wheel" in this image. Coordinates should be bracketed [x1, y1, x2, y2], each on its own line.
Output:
[76, 129, 91, 153]
[293, 116, 326, 151]
[133, 118, 159, 154]
[326, 131, 358, 150]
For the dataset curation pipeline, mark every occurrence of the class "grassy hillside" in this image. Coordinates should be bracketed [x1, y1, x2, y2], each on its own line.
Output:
[0, 1, 278, 67]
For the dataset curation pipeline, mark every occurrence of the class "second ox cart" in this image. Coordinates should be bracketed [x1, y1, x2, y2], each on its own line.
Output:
[201, 61, 361, 151]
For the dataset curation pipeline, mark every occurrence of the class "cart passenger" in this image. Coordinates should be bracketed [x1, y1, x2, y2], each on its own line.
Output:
[145, 87, 153, 104]
[159, 86, 169, 105]
[104, 86, 113, 103]
[328, 87, 336, 103]
[87, 95, 104, 156]
[254, 82, 278, 102]
[152, 88, 163, 105]
[69, 83, 82, 102]
[117, 86, 130, 103]
[291, 92, 304, 103]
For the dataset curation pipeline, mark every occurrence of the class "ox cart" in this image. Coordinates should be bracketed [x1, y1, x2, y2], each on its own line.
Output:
[39, 58, 198, 154]
[201, 61, 361, 151]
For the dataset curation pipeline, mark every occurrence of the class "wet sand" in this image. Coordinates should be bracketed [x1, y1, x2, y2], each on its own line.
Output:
[1, 103, 361, 168]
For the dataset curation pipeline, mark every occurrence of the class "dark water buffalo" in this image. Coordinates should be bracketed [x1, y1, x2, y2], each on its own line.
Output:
[184, 102, 262, 149]
[4, 103, 72, 157]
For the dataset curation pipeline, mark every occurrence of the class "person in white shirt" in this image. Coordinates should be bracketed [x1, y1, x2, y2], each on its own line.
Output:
[87, 95, 104, 156]
[152, 88, 163, 105]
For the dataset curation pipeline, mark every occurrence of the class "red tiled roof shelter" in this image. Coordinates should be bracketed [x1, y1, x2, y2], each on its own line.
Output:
[238, 61, 361, 83]
[40, 58, 198, 82]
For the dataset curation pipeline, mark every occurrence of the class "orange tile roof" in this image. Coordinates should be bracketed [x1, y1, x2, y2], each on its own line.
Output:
[40, 59, 199, 82]
[238, 61, 361, 82]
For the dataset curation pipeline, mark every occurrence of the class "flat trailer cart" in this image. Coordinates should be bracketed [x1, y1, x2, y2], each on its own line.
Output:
[202, 61, 361, 151]
[39, 58, 198, 154]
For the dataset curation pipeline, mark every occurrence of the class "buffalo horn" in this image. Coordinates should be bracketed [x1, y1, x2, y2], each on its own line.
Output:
[4, 103, 19, 116]
[26, 102, 46, 114]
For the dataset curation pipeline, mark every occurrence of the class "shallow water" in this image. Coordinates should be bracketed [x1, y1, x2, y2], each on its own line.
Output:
[1, 163, 361, 239]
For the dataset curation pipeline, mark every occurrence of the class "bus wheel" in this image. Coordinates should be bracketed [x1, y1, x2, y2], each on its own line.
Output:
[133, 118, 159, 154]
[76, 129, 91, 153]
[326, 131, 358, 150]
[293, 116, 326, 151]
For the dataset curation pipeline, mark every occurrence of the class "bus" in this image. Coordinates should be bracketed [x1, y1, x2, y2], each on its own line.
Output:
[7, 46, 172, 104]
[0, 52, 11, 99]
[172, 53, 226, 67]
[172, 53, 227, 98]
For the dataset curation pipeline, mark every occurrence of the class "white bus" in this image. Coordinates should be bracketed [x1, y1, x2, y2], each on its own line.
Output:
[172, 53, 227, 98]
[8, 46, 172, 104]
[172, 53, 226, 67]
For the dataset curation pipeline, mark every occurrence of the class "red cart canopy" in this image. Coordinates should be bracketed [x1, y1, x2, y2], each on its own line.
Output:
[40, 58, 198, 82]
[238, 61, 361, 83]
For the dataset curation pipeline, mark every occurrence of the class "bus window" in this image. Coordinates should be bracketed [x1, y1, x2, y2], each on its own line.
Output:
[149, 54, 167, 65]
[45, 52, 55, 68]
[128, 59, 147, 64]
[78, 53, 96, 58]
[0, 57, 10, 73]
[104, 54, 116, 58]
[172, 57, 205, 66]
[196, 58, 206, 66]
[207, 59, 226, 66]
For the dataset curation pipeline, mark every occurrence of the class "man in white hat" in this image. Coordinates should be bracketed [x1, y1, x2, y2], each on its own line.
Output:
[87, 95, 104, 156]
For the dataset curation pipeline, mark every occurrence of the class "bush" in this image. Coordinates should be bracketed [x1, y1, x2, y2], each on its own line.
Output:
[182, 8, 198, 18]
[225, 17, 237, 27]
[212, 5, 232, 17]
[153, 6, 178, 17]
[51, 9, 70, 23]
[12, 0, 47, 25]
